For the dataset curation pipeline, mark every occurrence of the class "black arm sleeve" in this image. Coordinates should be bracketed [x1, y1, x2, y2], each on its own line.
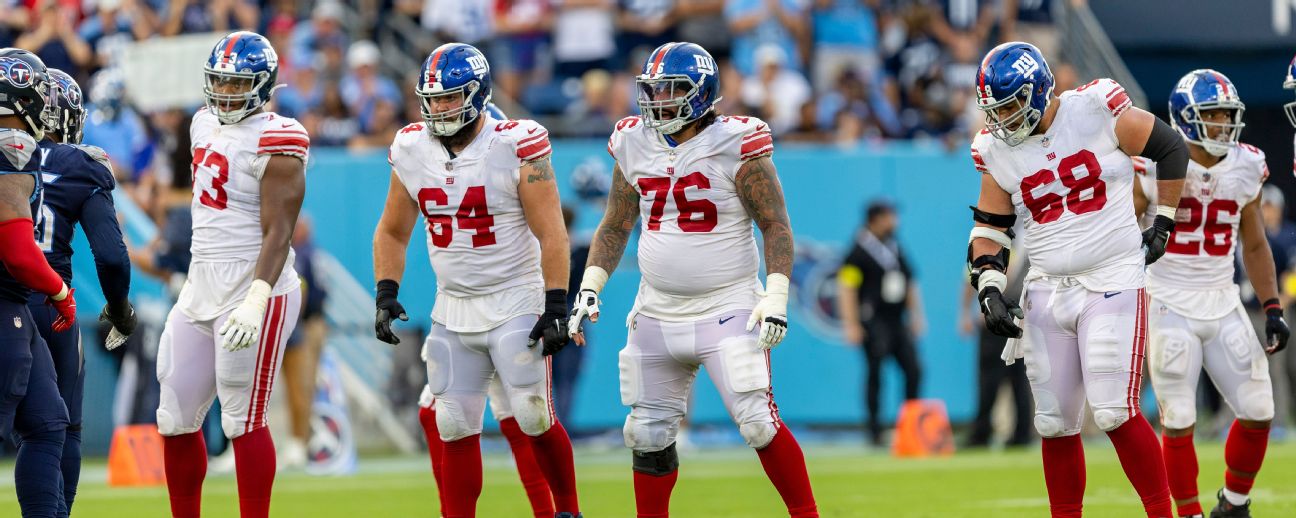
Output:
[1138, 117, 1188, 181]
[82, 189, 131, 310]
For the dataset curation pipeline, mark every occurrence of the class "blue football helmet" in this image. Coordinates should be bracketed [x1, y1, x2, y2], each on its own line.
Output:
[1169, 69, 1244, 157]
[203, 31, 280, 124]
[1283, 55, 1296, 127]
[45, 68, 85, 144]
[636, 42, 721, 135]
[483, 102, 505, 120]
[417, 43, 492, 136]
[974, 42, 1054, 147]
[0, 48, 52, 140]
[570, 157, 611, 201]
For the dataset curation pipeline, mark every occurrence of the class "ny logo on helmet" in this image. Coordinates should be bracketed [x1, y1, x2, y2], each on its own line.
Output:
[693, 55, 716, 76]
[466, 55, 489, 77]
[1011, 54, 1039, 77]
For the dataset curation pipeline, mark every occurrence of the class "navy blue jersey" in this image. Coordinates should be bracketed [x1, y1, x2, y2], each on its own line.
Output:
[0, 128, 42, 303]
[35, 140, 130, 306]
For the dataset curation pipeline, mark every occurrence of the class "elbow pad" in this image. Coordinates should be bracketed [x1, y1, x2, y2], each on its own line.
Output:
[1139, 117, 1188, 181]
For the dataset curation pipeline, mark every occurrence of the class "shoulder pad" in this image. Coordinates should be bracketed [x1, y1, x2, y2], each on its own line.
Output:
[493, 119, 551, 162]
[0, 129, 38, 172]
[720, 115, 773, 161]
[257, 116, 310, 160]
[1073, 78, 1132, 118]
[70, 144, 116, 187]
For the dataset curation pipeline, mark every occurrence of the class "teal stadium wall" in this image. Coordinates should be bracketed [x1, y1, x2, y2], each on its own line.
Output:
[74, 141, 983, 453]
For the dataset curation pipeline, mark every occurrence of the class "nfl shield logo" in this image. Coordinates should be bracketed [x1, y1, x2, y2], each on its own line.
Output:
[12, 316, 20, 328]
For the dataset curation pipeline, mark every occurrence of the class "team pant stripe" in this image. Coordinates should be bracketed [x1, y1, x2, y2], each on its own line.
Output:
[764, 350, 781, 424]
[1126, 289, 1147, 418]
[256, 297, 288, 429]
[246, 296, 284, 433]
[244, 296, 277, 434]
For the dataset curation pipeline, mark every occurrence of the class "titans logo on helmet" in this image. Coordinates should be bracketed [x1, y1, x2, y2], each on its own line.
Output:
[2, 59, 33, 88]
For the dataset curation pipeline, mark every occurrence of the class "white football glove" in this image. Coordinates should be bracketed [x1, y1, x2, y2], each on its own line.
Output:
[567, 267, 608, 346]
[747, 273, 790, 350]
[219, 280, 272, 352]
[105, 326, 127, 350]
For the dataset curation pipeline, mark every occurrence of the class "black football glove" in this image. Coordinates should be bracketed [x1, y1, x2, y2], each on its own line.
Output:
[528, 289, 569, 356]
[978, 286, 1024, 339]
[99, 300, 136, 351]
[1265, 301, 1290, 354]
[375, 279, 408, 345]
[1142, 214, 1175, 265]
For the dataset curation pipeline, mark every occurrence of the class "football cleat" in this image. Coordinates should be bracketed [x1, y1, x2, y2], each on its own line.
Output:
[1210, 489, 1252, 518]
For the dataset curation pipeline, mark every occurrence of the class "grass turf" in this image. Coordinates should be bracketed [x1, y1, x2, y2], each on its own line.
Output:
[3, 440, 1296, 517]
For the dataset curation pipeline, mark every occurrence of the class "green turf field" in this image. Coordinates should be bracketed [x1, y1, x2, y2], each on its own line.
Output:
[4, 440, 1295, 517]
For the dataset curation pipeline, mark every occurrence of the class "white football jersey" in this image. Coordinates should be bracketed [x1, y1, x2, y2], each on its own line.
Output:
[972, 78, 1143, 292]
[388, 114, 550, 331]
[1137, 144, 1268, 319]
[181, 108, 308, 320]
[608, 114, 773, 321]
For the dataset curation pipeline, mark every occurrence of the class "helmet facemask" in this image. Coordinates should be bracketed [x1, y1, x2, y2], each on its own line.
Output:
[418, 80, 482, 137]
[637, 75, 702, 135]
[1179, 103, 1244, 157]
[203, 67, 270, 124]
[979, 83, 1043, 147]
[1284, 76, 1296, 128]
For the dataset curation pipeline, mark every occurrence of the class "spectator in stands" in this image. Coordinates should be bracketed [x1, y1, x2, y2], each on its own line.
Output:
[348, 98, 401, 150]
[159, 0, 258, 37]
[817, 67, 901, 141]
[83, 69, 153, 187]
[290, 1, 347, 70]
[421, 0, 493, 47]
[674, 0, 729, 60]
[0, 0, 30, 48]
[490, 0, 551, 102]
[1260, 186, 1296, 436]
[810, 0, 881, 93]
[1001, 0, 1057, 59]
[276, 62, 318, 121]
[740, 44, 811, 135]
[340, 40, 401, 133]
[725, 0, 809, 77]
[551, 0, 616, 80]
[560, 69, 616, 138]
[960, 238, 1032, 448]
[838, 200, 926, 447]
[16, 1, 92, 78]
[615, 0, 676, 72]
[927, 0, 997, 56]
[79, 0, 156, 69]
[305, 81, 359, 147]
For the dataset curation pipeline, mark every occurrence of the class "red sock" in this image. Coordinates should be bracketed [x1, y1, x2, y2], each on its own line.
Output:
[1107, 416, 1173, 517]
[756, 425, 819, 518]
[1041, 434, 1085, 518]
[163, 431, 207, 518]
[1161, 432, 1201, 517]
[499, 417, 555, 518]
[442, 434, 483, 518]
[1223, 420, 1269, 497]
[232, 427, 276, 518]
[633, 468, 678, 518]
[418, 406, 447, 513]
[529, 421, 580, 513]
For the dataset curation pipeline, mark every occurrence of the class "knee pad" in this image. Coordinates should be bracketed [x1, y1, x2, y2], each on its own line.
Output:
[511, 394, 552, 437]
[486, 376, 513, 421]
[155, 389, 206, 437]
[1033, 414, 1067, 438]
[1031, 390, 1078, 437]
[435, 398, 481, 442]
[418, 384, 434, 410]
[1237, 381, 1275, 422]
[1157, 396, 1198, 430]
[1092, 407, 1130, 432]
[632, 443, 679, 476]
[220, 412, 244, 439]
[739, 421, 778, 449]
[623, 414, 677, 452]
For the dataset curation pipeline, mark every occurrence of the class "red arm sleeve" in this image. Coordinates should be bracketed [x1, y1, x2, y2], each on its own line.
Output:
[0, 218, 67, 297]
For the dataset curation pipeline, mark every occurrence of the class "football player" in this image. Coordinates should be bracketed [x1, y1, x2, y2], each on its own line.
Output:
[1134, 70, 1286, 518]
[156, 31, 309, 518]
[374, 43, 581, 518]
[967, 42, 1186, 517]
[25, 67, 134, 514]
[568, 42, 819, 518]
[411, 102, 557, 518]
[0, 47, 78, 518]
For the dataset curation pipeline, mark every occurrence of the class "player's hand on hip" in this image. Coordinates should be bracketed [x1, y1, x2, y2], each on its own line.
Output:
[99, 301, 136, 350]
[219, 280, 271, 352]
[747, 273, 790, 350]
[568, 289, 600, 346]
[374, 279, 408, 345]
[529, 289, 569, 356]
[47, 284, 76, 333]
[1142, 213, 1175, 265]
[1265, 305, 1290, 354]
[977, 286, 1024, 339]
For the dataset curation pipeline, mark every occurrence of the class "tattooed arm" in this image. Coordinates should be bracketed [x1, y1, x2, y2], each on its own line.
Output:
[585, 163, 640, 273]
[519, 156, 570, 290]
[735, 156, 793, 276]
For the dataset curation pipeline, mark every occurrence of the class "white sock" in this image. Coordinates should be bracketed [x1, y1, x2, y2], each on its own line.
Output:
[1222, 487, 1249, 506]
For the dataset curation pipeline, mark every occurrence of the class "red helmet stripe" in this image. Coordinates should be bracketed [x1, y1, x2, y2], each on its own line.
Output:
[649, 42, 676, 77]
[1211, 71, 1229, 96]
[978, 48, 998, 96]
[427, 47, 447, 84]
[222, 33, 241, 63]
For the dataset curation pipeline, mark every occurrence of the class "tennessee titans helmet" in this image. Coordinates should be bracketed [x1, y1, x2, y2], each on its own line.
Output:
[1283, 56, 1296, 127]
[0, 48, 52, 140]
[417, 43, 493, 136]
[974, 42, 1054, 147]
[45, 68, 85, 144]
[203, 31, 281, 124]
[636, 42, 721, 135]
[1169, 69, 1244, 157]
